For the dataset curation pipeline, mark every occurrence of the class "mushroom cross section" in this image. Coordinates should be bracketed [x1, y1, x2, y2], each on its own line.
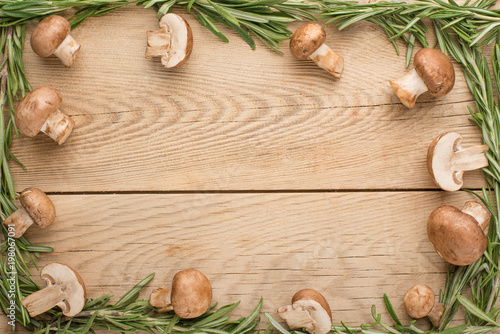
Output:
[428, 201, 491, 266]
[145, 13, 193, 68]
[403, 284, 444, 327]
[21, 263, 86, 317]
[15, 86, 75, 145]
[30, 15, 81, 67]
[389, 48, 455, 108]
[277, 289, 332, 334]
[428, 132, 488, 191]
[149, 269, 212, 318]
[3, 187, 56, 238]
[289, 23, 344, 79]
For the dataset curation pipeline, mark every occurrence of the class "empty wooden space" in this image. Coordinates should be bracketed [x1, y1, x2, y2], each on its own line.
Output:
[1, 4, 486, 333]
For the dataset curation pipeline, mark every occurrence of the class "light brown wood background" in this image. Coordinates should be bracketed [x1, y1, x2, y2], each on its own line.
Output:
[1, 4, 488, 333]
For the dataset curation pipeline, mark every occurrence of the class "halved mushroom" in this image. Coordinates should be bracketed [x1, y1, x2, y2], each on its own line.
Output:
[428, 132, 488, 191]
[145, 13, 193, 68]
[404, 284, 444, 327]
[289, 23, 344, 79]
[149, 269, 212, 318]
[15, 86, 75, 144]
[277, 289, 332, 334]
[390, 48, 455, 108]
[2, 188, 56, 238]
[21, 263, 86, 317]
[428, 201, 490, 266]
[31, 15, 81, 67]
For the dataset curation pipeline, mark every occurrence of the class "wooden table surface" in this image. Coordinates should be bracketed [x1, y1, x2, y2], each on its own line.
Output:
[1, 5, 487, 333]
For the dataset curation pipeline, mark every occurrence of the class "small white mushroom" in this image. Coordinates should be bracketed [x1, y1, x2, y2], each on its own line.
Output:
[30, 15, 81, 67]
[145, 13, 193, 68]
[15, 86, 75, 145]
[390, 48, 455, 108]
[428, 201, 490, 266]
[278, 289, 332, 334]
[289, 23, 344, 79]
[2, 188, 55, 238]
[21, 263, 86, 317]
[149, 269, 212, 318]
[404, 284, 444, 327]
[428, 132, 488, 191]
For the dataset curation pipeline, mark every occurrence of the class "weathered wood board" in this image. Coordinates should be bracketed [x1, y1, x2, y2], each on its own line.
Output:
[0, 4, 488, 334]
[2, 192, 476, 333]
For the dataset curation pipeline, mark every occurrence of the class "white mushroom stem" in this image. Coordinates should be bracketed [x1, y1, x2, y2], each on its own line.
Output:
[462, 201, 491, 232]
[3, 207, 34, 238]
[40, 110, 75, 145]
[278, 305, 316, 331]
[146, 28, 172, 59]
[21, 284, 66, 317]
[427, 302, 444, 328]
[452, 144, 489, 181]
[278, 300, 332, 334]
[309, 44, 344, 79]
[389, 68, 429, 109]
[149, 288, 174, 313]
[53, 35, 80, 67]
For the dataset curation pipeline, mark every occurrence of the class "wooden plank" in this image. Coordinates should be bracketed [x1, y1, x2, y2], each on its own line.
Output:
[0, 192, 476, 332]
[8, 7, 486, 192]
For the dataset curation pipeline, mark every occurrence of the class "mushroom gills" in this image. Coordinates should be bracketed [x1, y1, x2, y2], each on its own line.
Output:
[3, 207, 34, 238]
[389, 68, 429, 109]
[429, 132, 488, 191]
[145, 29, 172, 59]
[40, 109, 76, 145]
[53, 34, 81, 67]
[309, 44, 344, 79]
[145, 14, 192, 68]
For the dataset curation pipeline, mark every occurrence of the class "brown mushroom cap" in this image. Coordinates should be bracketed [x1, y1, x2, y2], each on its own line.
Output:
[41, 262, 86, 317]
[31, 15, 71, 58]
[428, 205, 487, 266]
[19, 187, 56, 229]
[290, 23, 326, 60]
[404, 284, 435, 319]
[414, 48, 455, 98]
[171, 269, 212, 318]
[292, 289, 333, 323]
[15, 86, 63, 137]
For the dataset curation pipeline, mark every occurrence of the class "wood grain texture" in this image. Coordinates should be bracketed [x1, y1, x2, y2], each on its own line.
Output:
[0, 192, 476, 332]
[9, 6, 486, 192]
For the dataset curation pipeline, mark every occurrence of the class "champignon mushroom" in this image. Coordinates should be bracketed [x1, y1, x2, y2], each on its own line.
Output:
[2, 188, 55, 238]
[289, 23, 344, 79]
[30, 15, 81, 67]
[21, 263, 86, 317]
[428, 132, 488, 191]
[404, 284, 444, 327]
[428, 201, 491, 266]
[145, 13, 193, 68]
[149, 269, 212, 318]
[277, 289, 332, 334]
[389, 48, 455, 108]
[15, 86, 75, 145]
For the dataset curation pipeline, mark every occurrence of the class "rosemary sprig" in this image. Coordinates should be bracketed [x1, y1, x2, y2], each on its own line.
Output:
[30, 273, 264, 333]
[0, 0, 320, 52]
[319, 0, 500, 66]
[266, 295, 499, 334]
[319, 0, 500, 330]
[140, 0, 320, 52]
